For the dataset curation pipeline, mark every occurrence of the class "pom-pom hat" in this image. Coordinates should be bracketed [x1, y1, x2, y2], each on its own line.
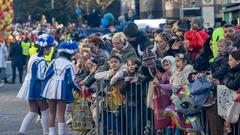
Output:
[35, 34, 58, 48]
[58, 41, 78, 55]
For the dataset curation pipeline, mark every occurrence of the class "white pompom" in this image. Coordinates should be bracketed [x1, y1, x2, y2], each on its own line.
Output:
[43, 42, 47, 47]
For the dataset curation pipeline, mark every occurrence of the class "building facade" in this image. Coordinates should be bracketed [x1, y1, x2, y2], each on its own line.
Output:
[222, 0, 240, 24]
[121, 0, 239, 26]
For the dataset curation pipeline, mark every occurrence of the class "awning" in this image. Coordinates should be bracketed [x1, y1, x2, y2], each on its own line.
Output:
[223, 5, 240, 12]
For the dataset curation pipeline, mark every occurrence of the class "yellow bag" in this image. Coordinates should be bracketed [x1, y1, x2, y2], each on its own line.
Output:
[73, 91, 80, 101]
[107, 86, 124, 111]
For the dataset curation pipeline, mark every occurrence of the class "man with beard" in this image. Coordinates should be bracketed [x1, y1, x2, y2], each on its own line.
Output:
[223, 24, 240, 49]
[123, 22, 152, 57]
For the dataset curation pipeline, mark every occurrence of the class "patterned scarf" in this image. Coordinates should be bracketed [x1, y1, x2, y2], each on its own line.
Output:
[222, 45, 237, 55]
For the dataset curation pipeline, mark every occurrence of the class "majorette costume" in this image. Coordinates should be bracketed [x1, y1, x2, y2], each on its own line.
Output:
[41, 41, 81, 103]
[17, 34, 57, 100]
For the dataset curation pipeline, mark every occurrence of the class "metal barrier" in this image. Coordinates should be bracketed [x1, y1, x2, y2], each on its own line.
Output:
[94, 80, 148, 135]
[91, 80, 240, 135]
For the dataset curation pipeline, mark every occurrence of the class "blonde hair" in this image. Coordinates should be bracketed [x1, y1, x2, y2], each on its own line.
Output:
[154, 34, 161, 41]
[112, 32, 127, 43]
[155, 32, 172, 42]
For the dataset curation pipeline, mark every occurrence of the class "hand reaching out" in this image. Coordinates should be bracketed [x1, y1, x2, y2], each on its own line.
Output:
[234, 94, 240, 102]
[208, 76, 220, 85]
[90, 64, 97, 74]
[130, 77, 138, 83]
[125, 77, 131, 82]
[153, 77, 159, 87]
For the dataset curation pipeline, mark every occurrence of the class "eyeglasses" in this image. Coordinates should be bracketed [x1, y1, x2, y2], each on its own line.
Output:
[113, 41, 122, 45]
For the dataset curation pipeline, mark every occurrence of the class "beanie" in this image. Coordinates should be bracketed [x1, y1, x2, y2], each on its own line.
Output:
[192, 17, 203, 30]
[123, 22, 139, 37]
[142, 46, 157, 61]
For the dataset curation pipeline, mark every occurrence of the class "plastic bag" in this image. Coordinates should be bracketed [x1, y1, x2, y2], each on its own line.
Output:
[71, 97, 93, 132]
[107, 87, 124, 111]
[217, 85, 237, 122]
[191, 76, 212, 95]
[226, 102, 240, 123]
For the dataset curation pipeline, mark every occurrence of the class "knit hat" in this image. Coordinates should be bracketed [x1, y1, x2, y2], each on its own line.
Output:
[177, 19, 191, 32]
[191, 17, 203, 30]
[142, 45, 157, 61]
[123, 22, 139, 37]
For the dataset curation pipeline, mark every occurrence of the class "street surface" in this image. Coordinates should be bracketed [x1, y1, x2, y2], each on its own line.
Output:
[0, 62, 82, 135]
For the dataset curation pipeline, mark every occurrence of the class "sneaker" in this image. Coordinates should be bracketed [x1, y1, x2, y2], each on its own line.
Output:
[203, 96, 216, 107]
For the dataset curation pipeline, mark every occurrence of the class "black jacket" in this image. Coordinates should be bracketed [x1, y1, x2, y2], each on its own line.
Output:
[120, 72, 148, 105]
[194, 53, 211, 72]
[128, 31, 152, 57]
[211, 54, 229, 81]
[222, 64, 240, 91]
[10, 42, 23, 64]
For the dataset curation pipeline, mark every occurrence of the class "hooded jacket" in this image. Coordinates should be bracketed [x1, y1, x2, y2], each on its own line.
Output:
[129, 31, 152, 57]
[222, 64, 240, 90]
[211, 54, 229, 81]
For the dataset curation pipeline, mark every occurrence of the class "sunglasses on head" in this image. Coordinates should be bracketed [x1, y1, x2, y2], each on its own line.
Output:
[176, 53, 185, 59]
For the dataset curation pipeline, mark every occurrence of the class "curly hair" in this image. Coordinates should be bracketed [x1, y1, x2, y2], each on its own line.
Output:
[184, 30, 204, 50]
[87, 35, 104, 47]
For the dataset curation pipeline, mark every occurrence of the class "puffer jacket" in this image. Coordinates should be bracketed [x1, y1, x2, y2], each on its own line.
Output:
[211, 54, 229, 81]
[222, 64, 240, 91]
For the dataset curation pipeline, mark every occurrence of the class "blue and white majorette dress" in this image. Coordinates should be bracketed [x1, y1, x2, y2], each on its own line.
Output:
[41, 57, 80, 103]
[17, 54, 47, 100]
